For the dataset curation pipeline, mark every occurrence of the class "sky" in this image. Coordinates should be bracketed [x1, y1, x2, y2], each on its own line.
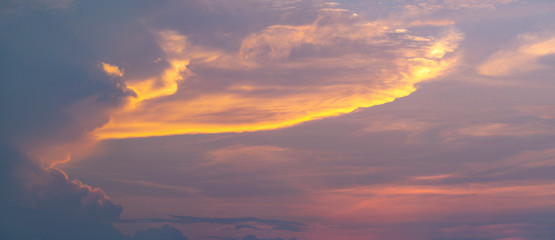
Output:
[1, 0, 555, 239]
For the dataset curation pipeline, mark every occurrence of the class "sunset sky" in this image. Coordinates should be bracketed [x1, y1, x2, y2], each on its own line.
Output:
[2, 0, 555, 239]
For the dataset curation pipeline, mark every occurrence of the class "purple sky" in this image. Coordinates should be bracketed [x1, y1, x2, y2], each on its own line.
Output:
[2, 0, 555, 239]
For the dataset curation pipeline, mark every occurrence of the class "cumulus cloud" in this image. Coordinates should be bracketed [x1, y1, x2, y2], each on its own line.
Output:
[16, 166, 123, 220]
[478, 32, 555, 76]
[0, 2, 130, 238]
[0, 146, 122, 221]
[0, 146, 124, 240]
[0, 5, 133, 166]
[0, 148, 188, 239]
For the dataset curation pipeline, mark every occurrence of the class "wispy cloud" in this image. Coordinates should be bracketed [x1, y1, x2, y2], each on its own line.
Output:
[92, 2, 461, 139]
[478, 32, 555, 76]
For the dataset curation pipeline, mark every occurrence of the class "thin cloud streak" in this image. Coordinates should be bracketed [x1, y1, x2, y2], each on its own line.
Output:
[121, 215, 307, 232]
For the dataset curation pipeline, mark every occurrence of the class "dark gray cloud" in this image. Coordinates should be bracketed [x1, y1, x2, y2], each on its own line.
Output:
[0, 146, 122, 219]
[0, 148, 124, 240]
[0, 206, 191, 240]
[241, 235, 298, 240]
[0, 0, 138, 162]
[208, 235, 298, 240]
[236, 224, 261, 230]
[0, 206, 126, 240]
[132, 224, 189, 240]
[126, 215, 307, 232]
[0, 148, 187, 240]
[0, 146, 126, 240]
[0, 2, 176, 239]
[207, 236, 238, 240]
[171, 215, 306, 232]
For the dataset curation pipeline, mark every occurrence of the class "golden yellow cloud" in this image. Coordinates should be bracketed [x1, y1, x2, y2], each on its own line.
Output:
[101, 62, 124, 77]
[93, 8, 461, 139]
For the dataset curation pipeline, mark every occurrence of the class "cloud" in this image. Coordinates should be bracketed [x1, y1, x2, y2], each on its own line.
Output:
[440, 0, 517, 9]
[464, 148, 555, 177]
[478, 32, 555, 76]
[440, 223, 535, 240]
[518, 105, 555, 119]
[0, 2, 134, 166]
[208, 236, 238, 240]
[102, 62, 125, 78]
[0, 146, 122, 221]
[442, 122, 555, 138]
[208, 235, 298, 240]
[128, 215, 307, 232]
[4, 0, 551, 239]
[92, 2, 462, 139]
[16, 167, 123, 220]
[1, 0, 74, 14]
[0, 148, 186, 239]
[0, 6, 130, 230]
[0, 147, 125, 240]
[0, 206, 190, 240]
[132, 224, 189, 240]
[236, 224, 261, 230]
[0, 206, 126, 240]
[313, 181, 555, 224]
[242, 235, 297, 240]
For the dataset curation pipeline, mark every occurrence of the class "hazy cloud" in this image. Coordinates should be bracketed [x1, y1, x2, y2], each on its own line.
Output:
[478, 32, 555, 76]
[0, 0, 74, 14]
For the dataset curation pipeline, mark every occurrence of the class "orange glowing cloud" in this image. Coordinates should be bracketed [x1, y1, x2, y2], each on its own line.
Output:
[478, 33, 555, 76]
[306, 181, 555, 223]
[93, 6, 462, 139]
[101, 62, 124, 77]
